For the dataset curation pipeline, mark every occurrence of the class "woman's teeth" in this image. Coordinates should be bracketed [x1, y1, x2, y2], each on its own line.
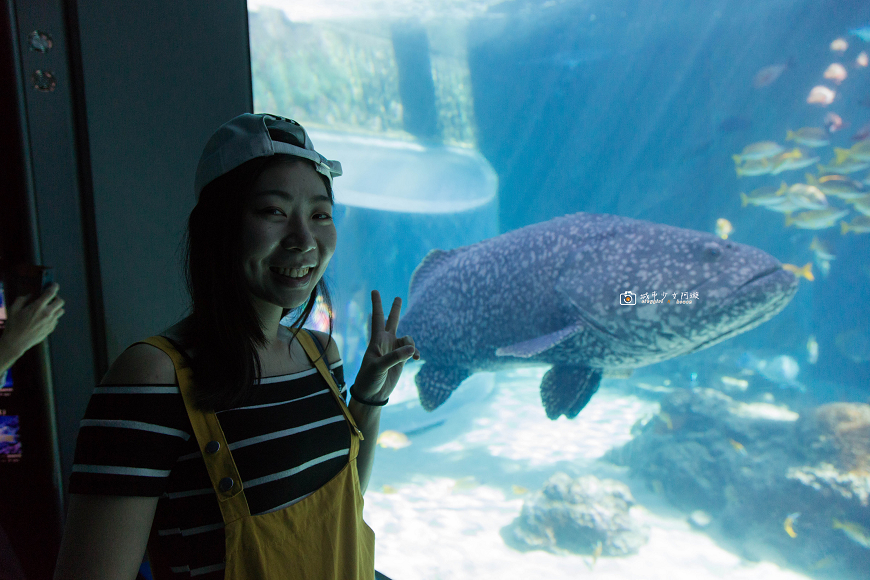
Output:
[271, 266, 310, 278]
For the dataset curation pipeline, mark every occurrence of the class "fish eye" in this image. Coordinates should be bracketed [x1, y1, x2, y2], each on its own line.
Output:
[702, 243, 723, 261]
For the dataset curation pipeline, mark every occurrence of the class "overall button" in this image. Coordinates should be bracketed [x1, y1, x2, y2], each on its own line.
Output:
[205, 440, 220, 454]
[218, 477, 234, 492]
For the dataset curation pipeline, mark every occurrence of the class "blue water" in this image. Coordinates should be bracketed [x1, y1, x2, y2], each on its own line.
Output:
[250, 1, 870, 578]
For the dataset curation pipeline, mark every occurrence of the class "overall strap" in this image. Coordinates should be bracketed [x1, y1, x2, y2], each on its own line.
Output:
[294, 329, 364, 441]
[135, 336, 252, 523]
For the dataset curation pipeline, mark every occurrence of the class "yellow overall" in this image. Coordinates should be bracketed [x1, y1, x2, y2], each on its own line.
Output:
[138, 331, 376, 580]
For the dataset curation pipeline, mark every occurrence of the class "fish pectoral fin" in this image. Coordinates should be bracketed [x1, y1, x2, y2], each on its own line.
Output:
[495, 323, 585, 358]
[540, 365, 602, 420]
[414, 363, 471, 411]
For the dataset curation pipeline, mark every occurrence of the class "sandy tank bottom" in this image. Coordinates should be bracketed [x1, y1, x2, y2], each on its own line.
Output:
[362, 365, 813, 580]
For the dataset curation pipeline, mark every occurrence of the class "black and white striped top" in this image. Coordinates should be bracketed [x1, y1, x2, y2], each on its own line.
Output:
[69, 358, 348, 579]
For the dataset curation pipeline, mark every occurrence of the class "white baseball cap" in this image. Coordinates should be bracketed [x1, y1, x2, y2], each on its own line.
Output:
[194, 113, 342, 200]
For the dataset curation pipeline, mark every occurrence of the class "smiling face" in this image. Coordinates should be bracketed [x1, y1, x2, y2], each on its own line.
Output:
[239, 158, 336, 319]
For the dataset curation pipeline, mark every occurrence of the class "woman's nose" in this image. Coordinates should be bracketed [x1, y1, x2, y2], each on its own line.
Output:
[281, 217, 316, 251]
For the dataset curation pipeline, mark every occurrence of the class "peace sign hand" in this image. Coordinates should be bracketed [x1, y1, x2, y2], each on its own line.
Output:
[351, 290, 419, 404]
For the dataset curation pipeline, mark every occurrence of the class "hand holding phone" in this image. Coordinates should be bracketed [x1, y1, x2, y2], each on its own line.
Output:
[0, 272, 64, 357]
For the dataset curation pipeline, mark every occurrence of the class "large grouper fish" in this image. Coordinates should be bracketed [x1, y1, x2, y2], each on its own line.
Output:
[396, 212, 798, 420]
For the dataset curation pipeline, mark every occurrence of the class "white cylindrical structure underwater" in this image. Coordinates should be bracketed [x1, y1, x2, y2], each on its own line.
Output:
[310, 130, 498, 214]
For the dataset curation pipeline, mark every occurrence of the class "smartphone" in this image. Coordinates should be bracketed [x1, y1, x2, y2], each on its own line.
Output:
[8, 265, 54, 305]
[40, 268, 54, 293]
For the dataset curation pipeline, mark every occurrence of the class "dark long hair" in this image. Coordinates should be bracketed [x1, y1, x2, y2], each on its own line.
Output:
[177, 150, 335, 410]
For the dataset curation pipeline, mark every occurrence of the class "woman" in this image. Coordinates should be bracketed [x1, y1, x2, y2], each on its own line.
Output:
[53, 113, 419, 579]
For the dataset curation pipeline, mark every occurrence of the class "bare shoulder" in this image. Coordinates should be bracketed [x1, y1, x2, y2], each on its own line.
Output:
[309, 330, 342, 365]
[100, 342, 176, 385]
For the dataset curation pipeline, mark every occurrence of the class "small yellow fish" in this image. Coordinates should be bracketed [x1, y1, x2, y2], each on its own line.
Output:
[659, 411, 673, 430]
[787, 182, 826, 199]
[809, 236, 836, 261]
[381, 484, 398, 494]
[740, 183, 787, 207]
[770, 150, 821, 175]
[376, 430, 411, 449]
[807, 173, 867, 199]
[785, 208, 849, 229]
[715, 218, 733, 240]
[784, 512, 801, 538]
[832, 518, 870, 549]
[728, 439, 748, 456]
[818, 259, 831, 278]
[763, 195, 804, 213]
[807, 335, 819, 364]
[782, 263, 814, 281]
[779, 148, 804, 161]
[841, 216, 870, 234]
[511, 485, 528, 495]
[819, 160, 870, 174]
[786, 128, 830, 147]
[734, 158, 773, 177]
[835, 141, 870, 163]
[851, 194, 870, 216]
[734, 141, 786, 162]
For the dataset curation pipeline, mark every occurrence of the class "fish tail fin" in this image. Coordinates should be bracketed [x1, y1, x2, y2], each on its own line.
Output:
[805, 173, 817, 185]
[740, 192, 750, 207]
[801, 263, 814, 281]
[778, 181, 788, 195]
[732, 154, 742, 166]
[785, 213, 794, 227]
[834, 147, 851, 164]
[786, 130, 795, 141]
[841, 221, 850, 234]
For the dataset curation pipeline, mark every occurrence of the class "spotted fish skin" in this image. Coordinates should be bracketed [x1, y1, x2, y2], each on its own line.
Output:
[397, 212, 798, 420]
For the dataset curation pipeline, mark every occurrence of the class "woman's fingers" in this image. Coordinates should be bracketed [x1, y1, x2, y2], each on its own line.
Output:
[385, 297, 402, 334]
[378, 345, 417, 369]
[370, 291, 404, 335]
[369, 290, 384, 340]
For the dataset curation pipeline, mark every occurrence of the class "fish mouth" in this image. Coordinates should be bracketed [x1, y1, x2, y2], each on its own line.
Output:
[737, 265, 782, 290]
[683, 264, 782, 298]
[681, 266, 795, 355]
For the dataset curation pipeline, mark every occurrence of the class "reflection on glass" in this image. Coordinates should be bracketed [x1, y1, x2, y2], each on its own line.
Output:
[250, 2, 870, 578]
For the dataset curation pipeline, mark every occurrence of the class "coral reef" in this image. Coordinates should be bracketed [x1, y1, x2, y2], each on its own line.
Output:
[501, 473, 649, 556]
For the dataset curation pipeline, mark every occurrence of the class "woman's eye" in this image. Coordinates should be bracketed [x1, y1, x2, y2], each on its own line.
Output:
[262, 208, 331, 220]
